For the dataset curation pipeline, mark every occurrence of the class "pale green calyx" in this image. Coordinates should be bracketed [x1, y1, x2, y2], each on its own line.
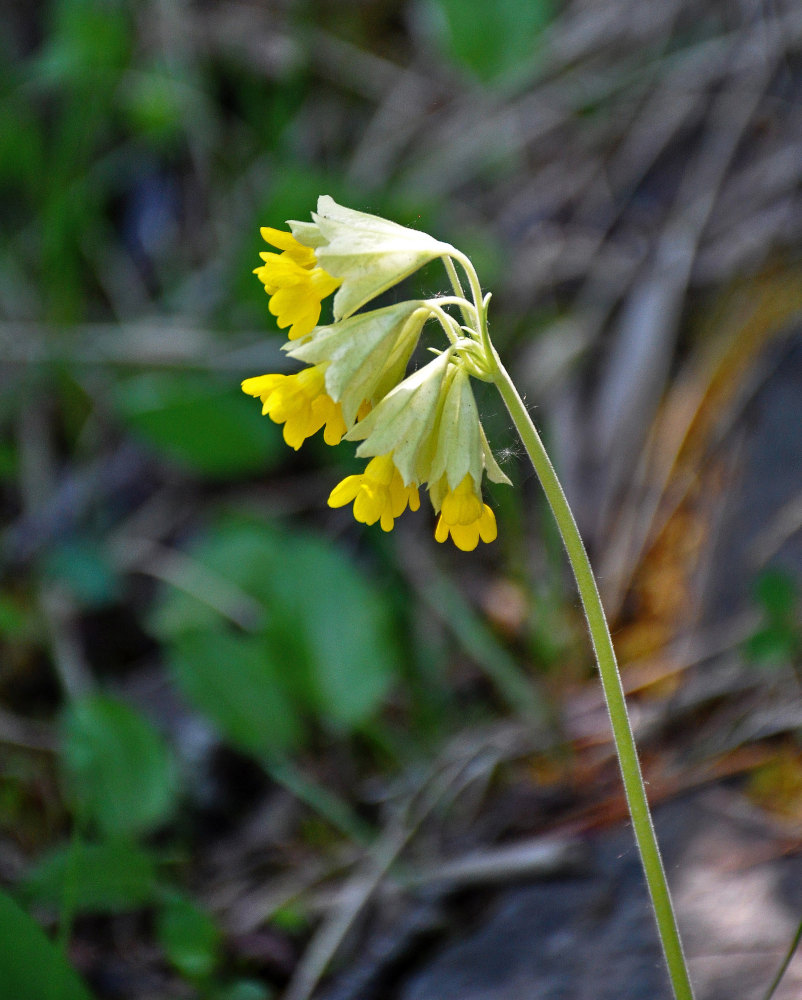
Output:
[346, 351, 452, 486]
[285, 301, 431, 426]
[428, 366, 485, 492]
[290, 196, 456, 321]
[480, 423, 512, 486]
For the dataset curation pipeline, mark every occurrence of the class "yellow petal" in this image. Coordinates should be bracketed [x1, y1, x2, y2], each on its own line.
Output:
[260, 227, 317, 268]
[327, 453, 418, 532]
[242, 365, 344, 450]
[433, 475, 496, 550]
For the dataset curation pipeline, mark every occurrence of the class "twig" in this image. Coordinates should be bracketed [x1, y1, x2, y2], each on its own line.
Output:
[109, 535, 266, 632]
[0, 707, 57, 753]
[310, 834, 584, 910]
[0, 320, 287, 371]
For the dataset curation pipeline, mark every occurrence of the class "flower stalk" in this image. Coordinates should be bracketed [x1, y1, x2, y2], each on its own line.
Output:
[488, 350, 695, 1000]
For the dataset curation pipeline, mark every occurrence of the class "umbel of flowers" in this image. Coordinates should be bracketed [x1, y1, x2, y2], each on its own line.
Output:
[242, 203, 698, 1000]
[243, 196, 510, 551]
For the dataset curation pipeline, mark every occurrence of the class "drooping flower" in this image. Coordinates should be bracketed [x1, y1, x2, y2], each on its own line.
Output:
[328, 453, 420, 532]
[432, 474, 498, 552]
[254, 228, 341, 339]
[241, 365, 346, 449]
[286, 301, 432, 425]
[290, 196, 457, 321]
[345, 351, 453, 486]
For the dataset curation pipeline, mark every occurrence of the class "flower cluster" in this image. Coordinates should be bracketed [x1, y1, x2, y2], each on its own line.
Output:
[243, 196, 510, 551]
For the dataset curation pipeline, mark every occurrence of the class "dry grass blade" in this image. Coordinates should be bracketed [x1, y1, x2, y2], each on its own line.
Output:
[283, 743, 511, 1000]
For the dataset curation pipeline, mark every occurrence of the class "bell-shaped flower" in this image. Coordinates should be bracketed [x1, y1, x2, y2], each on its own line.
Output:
[254, 228, 341, 340]
[286, 300, 431, 426]
[290, 196, 456, 321]
[328, 453, 420, 532]
[345, 351, 452, 486]
[432, 474, 498, 551]
[241, 364, 346, 450]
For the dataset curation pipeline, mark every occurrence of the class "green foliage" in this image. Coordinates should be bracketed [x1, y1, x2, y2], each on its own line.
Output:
[120, 67, 193, 148]
[744, 570, 801, 668]
[39, 0, 131, 83]
[428, 0, 554, 83]
[0, 592, 34, 640]
[23, 838, 158, 914]
[152, 518, 403, 754]
[0, 889, 95, 1000]
[60, 694, 177, 836]
[115, 372, 284, 478]
[157, 894, 222, 981]
[169, 630, 303, 756]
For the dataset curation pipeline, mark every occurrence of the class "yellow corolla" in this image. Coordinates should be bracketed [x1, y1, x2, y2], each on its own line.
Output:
[433, 474, 497, 551]
[241, 365, 346, 450]
[254, 229, 341, 339]
[328, 453, 420, 532]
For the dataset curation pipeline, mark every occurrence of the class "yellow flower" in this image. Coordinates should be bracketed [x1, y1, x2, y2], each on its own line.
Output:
[242, 365, 346, 450]
[433, 474, 497, 552]
[254, 228, 341, 340]
[328, 453, 420, 532]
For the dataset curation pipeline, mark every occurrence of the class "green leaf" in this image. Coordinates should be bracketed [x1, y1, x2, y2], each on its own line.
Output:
[152, 519, 401, 744]
[23, 839, 157, 914]
[169, 630, 303, 756]
[429, 0, 554, 82]
[0, 889, 95, 1000]
[285, 531, 399, 731]
[744, 625, 799, 668]
[38, 0, 131, 84]
[114, 372, 283, 478]
[157, 895, 222, 980]
[755, 569, 798, 623]
[60, 694, 176, 837]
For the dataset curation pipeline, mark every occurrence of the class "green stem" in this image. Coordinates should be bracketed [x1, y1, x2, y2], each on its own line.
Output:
[489, 351, 695, 1000]
[442, 256, 473, 328]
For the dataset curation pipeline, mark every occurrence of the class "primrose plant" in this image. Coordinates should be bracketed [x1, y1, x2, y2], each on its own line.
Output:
[242, 196, 695, 1000]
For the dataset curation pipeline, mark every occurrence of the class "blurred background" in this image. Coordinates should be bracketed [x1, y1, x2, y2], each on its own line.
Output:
[2, 1, 802, 998]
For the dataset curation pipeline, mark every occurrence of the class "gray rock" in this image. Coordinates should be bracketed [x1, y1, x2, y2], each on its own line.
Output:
[399, 790, 802, 1000]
